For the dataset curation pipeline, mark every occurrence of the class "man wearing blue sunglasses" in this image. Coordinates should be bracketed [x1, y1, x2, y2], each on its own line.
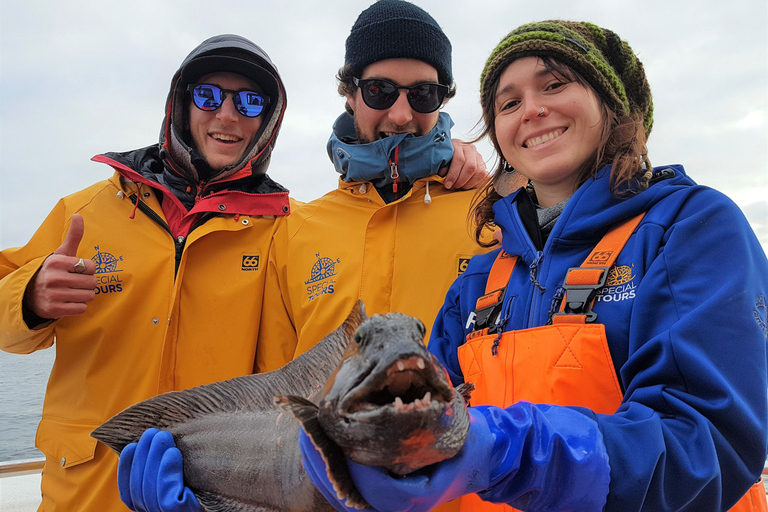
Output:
[0, 34, 290, 512]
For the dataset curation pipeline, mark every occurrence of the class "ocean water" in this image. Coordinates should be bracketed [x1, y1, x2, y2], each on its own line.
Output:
[0, 348, 54, 462]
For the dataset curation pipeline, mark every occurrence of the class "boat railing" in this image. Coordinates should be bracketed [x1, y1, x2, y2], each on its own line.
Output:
[0, 457, 45, 476]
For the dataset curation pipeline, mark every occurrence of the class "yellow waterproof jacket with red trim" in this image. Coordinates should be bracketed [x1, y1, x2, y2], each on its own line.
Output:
[0, 34, 291, 512]
[256, 175, 488, 373]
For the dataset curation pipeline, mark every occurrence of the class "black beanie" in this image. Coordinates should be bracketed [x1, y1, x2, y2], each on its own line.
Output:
[345, 0, 453, 85]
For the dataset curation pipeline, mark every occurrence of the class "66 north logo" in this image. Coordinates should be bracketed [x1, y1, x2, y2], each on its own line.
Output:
[241, 255, 260, 271]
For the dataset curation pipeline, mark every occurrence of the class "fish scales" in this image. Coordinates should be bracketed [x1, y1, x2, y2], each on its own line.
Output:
[92, 301, 470, 511]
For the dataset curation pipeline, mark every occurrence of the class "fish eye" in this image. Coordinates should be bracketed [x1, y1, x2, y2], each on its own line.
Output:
[354, 332, 364, 345]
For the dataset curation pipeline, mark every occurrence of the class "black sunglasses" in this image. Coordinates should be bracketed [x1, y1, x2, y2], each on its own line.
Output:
[187, 84, 270, 118]
[353, 77, 449, 114]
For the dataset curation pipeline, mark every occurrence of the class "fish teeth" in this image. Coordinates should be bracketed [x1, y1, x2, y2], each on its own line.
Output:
[397, 361, 405, 371]
[392, 391, 436, 412]
[417, 358, 425, 370]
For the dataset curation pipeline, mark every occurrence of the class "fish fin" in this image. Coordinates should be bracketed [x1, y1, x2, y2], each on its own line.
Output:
[275, 395, 371, 510]
[195, 490, 272, 512]
[336, 300, 367, 347]
[274, 394, 318, 415]
[456, 381, 475, 407]
[350, 300, 367, 328]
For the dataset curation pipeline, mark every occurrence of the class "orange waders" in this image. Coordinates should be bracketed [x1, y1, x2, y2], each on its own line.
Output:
[456, 215, 766, 512]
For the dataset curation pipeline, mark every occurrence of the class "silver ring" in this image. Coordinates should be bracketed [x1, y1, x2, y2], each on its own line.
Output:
[538, 105, 546, 117]
[73, 258, 87, 274]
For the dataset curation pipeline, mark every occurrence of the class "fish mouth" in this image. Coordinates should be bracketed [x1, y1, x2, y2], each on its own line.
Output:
[338, 354, 454, 418]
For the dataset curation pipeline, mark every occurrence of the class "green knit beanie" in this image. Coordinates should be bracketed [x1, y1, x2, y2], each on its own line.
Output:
[480, 20, 653, 134]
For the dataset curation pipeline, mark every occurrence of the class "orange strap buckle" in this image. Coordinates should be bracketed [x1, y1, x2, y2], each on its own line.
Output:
[552, 266, 610, 323]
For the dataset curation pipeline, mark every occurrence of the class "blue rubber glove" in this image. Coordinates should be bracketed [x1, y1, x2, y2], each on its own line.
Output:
[300, 404, 610, 512]
[298, 408, 501, 512]
[299, 428, 373, 511]
[117, 428, 201, 512]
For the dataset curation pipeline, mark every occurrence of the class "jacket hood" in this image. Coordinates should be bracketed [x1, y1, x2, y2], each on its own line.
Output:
[160, 34, 287, 185]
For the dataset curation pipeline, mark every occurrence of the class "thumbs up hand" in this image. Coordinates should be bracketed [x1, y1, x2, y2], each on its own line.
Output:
[24, 214, 97, 321]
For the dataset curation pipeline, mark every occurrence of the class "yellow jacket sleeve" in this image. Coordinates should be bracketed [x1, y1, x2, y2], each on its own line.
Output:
[256, 215, 300, 373]
[0, 199, 74, 352]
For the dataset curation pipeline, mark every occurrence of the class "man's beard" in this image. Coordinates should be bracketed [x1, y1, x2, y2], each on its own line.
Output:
[353, 117, 424, 144]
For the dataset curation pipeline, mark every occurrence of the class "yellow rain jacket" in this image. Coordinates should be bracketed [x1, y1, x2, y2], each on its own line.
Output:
[256, 175, 489, 373]
[0, 34, 291, 512]
[0, 171, 292, 511]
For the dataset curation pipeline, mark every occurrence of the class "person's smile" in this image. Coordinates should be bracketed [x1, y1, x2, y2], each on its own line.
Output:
[523, 128, 565, 149]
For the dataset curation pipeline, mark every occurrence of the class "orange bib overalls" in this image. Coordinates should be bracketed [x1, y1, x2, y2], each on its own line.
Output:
[456, 214, 766, 512]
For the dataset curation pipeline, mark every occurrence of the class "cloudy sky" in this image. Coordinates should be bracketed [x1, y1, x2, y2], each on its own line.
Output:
[1, 0, 766, 251]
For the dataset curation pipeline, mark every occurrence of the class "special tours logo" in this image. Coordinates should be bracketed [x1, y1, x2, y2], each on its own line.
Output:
[595, 264, 636, 303]
[90, 245, 124, 295]
[305, 253, 341, 301]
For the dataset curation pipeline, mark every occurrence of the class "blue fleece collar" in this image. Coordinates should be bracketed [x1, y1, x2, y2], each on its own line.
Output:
[327, 112, 455, 188]
[493, 164, 692, 261]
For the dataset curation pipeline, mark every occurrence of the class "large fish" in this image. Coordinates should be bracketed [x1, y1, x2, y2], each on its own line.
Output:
[91, 301, 472, 512]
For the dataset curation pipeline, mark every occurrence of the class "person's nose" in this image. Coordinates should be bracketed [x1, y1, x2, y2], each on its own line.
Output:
[521, 95, 545, 123]
[216, 95, 240, 123]
[387, 90, 414, 126]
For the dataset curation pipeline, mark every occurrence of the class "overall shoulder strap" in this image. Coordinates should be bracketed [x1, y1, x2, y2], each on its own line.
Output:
[467, 251, 518, 340]
[552, 213, 645, 324]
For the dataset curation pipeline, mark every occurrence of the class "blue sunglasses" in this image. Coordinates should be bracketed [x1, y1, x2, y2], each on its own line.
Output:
[188, 84, 270, 118]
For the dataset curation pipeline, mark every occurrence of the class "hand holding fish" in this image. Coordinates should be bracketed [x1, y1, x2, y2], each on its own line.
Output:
[117, 429, 200, 512]
[300, 402, 613, 512]
[298, 406, 503, 512]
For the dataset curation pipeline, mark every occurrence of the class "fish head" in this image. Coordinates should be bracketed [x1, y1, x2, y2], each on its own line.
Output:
[316, 312, 470, 475]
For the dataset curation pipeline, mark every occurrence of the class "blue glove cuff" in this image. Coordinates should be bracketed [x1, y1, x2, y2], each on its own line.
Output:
[117, 428, 201, 512]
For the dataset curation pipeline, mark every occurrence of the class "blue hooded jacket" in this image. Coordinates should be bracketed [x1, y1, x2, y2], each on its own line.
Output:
[429, 164, 768, 511]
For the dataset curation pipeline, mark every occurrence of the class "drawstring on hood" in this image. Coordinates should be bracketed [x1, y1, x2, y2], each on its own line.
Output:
[129, 183, 144, 219]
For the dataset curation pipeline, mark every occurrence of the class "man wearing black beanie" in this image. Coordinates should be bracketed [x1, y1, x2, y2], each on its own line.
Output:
[257, 0, 490, 402]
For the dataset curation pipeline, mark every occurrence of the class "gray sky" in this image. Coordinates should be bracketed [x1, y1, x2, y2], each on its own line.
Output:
[1, 0, 766, 250]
